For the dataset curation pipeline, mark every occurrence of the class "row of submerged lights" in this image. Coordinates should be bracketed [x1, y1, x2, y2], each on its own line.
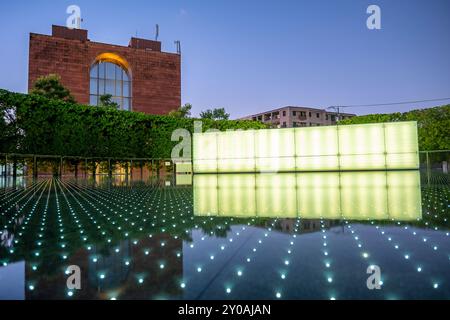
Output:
[0, 179, 449, 299]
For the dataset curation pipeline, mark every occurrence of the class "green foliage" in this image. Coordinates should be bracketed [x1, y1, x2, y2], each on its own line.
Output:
[0, 89, 267, 157]
[168, 103, 192, 118]
[200, 107, 230, 120]
[339, 105, 450, 151]
[29, 74, 76, 103]
[99, 94, 119, 109]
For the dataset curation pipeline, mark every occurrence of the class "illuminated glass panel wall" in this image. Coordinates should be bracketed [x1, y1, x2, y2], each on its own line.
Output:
[193, 171, 422, 221]
[193, 122, 419, 173]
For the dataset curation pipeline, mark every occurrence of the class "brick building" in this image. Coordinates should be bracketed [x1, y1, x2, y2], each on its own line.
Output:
[28, 25, 181, 114]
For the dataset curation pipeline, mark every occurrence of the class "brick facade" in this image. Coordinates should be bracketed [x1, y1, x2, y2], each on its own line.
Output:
[28, 25, 181, 115]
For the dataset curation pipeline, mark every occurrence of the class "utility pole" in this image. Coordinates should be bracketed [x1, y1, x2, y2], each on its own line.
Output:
[327, 106, 342, 124]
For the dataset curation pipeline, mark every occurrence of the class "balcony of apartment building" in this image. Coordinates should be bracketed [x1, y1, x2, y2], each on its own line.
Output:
[292, 111, 307, 121]
[263, 112, 281, 125]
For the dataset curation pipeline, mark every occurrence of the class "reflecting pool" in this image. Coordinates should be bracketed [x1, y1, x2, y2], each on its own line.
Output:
[0, 171, 449, 300]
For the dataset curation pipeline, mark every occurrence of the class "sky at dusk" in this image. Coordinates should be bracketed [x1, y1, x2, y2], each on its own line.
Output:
[0, 0, 449, 118]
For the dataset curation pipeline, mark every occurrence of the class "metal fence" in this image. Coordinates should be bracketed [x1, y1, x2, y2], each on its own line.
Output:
[0, 153, 181, 179]
[1, 151, 449, 181]
[419, 150, 450, 186]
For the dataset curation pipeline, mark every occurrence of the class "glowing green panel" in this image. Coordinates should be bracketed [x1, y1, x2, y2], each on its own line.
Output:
[384, 122, 419, 169]
[193, 132, 217, 173]
[193, 122, 419, 173]
[255, 128, 296, 172]
[175, 162, 192, 173]
[384, 122, 418, 153]
[295, 126, 339, 171]
[296, 155, 340, 171]
[339, 154, 387, 171]
[338, 123, 386, 155]
[217, 130, 255, 173]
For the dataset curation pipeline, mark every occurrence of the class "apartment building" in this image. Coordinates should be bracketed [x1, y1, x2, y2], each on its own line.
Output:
[241, 106, 356, 128]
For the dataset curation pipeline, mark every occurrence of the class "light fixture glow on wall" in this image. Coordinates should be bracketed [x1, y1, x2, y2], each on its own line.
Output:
[193, 122, 419, 173]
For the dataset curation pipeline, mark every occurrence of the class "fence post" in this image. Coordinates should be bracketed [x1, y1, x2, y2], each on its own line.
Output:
[3, 155, 7, 179]
[12, 156, 17, 180]
[92, 160, 96, 178]
[108, 158, 112, 178]
[60, 157, 63, 177]
[33, 156, 38, 179]
[130, 159, 133, 180]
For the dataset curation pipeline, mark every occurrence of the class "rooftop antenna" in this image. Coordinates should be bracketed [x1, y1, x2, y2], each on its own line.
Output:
[155, 24, 159, 41]
[174, 40, 181, 54]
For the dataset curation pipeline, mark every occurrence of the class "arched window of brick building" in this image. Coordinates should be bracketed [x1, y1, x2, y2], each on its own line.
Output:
[90, 54, 131, 111]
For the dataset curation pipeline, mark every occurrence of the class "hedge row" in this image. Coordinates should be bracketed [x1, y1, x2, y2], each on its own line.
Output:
[339, 105, 450, 151]
[0, 89, 267, 158]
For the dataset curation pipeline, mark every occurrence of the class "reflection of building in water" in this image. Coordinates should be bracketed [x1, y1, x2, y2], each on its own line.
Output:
[194, 172, 422, 221]
[1, 211, 25, 249]
[25, 234, 183, 300]
[270, 219, 341, 234]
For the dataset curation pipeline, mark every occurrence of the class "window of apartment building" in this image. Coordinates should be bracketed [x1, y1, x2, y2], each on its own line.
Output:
[282, 122, 287, 127]
[292, 111, 297, 116]
[283, 111, 286, 117]
[309, 112, 312, 117]
[316, 113, 320, 118]
[326, 115, 329, 120]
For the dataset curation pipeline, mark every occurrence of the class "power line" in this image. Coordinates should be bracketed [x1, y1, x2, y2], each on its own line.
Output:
[334, 97, 450, 108]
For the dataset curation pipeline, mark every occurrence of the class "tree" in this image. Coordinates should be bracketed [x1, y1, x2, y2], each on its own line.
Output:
[200, 108, 230, 120]
[99, 94, 119, 109]
[168, 103, 192, 118]
[30, 74, 76, 103]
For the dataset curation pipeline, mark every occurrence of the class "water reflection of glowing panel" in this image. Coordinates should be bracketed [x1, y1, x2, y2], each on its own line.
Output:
[193, 122, 419, 173]
[193, 171, 422, 221]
